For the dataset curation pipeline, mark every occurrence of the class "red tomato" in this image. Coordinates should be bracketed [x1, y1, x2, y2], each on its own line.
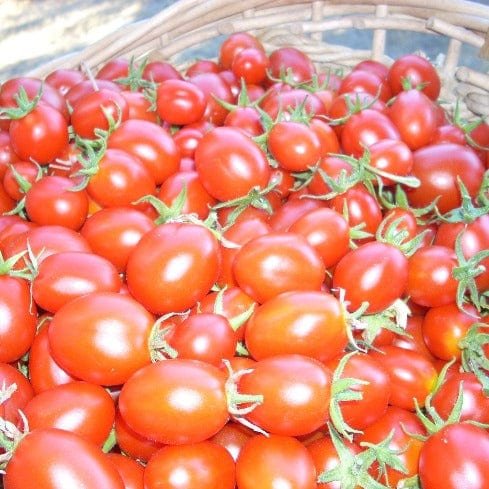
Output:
[120, 90, 158, 123]
[45, 68, 87, 96]
[0, 362, 34, 425]
[2, 160, 39, 201]
[9, 103, 69, 164]
[232, 231, 326, 304]
[418, 423, 489, 489]
[80, 205, 155, 273]
[369, 345, 438, 410]
[232, 47, 269, 85]
[48, 291, 154, 386]
[332, 241, 408, 314]
[407, 142, 485, 214]
[22, 381, 115, 446]
[71, 88, 129, 139]
[3, 428, 125, 489]
[236, 434, 317, 489]
[237, 353, 332, 437]
[118, 358, 229, 445]
[267, 46, 316, 84]
[194, 126, 271, 202]
[24, 174, 89, 229]
[125, 222, 221, 314]
[142, 61, 183, 83]
[144, 441, 236, 489]
[218, 31, 265, 70]
[106, 453, 145, 489]
[339, 69, 392, 103]
[244, 290, 348, 362]
[209, 421, 254, 461]
[31, 250, 122, 313]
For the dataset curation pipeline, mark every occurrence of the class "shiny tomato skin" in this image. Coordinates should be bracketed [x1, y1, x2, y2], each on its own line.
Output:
[118, 359, 229, 445]
[236, 434, 317, 489]
[232, 231, 326, 304]
[238, 354, 332, 437]
[418, 423, 489, 489]
[3, 428, 125, 489]
[31, 250, 122, 313]
[48, 291, 154, 386]
[332, 241, 408, 314]
[106, 453, 145, 489]
[144, 441, 236, 489]
[406, 245, 459, 308]
[218, 31, 265, 70]
[267, 46, 316, 84]
[9, 103, 69, 164]
[209, 421, 254, 461]
[22, 380, 116, 446]
[369, 345, 438, 410]
[125, 222, 221, 314]
[407, 143, 485, 214]
[108, 119, 181, 185]
[244, 290, 348, 362]
[194, 126, 271, 202]
[0, 362, 34, 425]
[0, 275, 37, 363]
[80, 206, 155, 273]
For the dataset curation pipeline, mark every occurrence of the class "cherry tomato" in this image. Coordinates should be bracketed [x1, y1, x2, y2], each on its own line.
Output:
[0, 362, 34, 425]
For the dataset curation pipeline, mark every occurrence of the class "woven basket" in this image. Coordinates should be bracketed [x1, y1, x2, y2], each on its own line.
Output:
[26, 0, 489, 120]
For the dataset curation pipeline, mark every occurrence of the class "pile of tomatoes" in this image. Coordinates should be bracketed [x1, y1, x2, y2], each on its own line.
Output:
[0, 30, 489, 489]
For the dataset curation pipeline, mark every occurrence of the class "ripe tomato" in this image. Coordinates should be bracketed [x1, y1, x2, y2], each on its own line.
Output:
[418, 423, 489, 489]
[45, 68, 87, 96]
[244, 290, 348, 362]
[236, 434, 317, 489]
[24, 174, 89, 230]
[22, 381, 116, 446]
[194, 126, 271, 202]
[231, 47, 269, 85]
[232, 231, 326, 304]
[0, 362, 34, 425]
[80, 205, 155, 273]
[209, 421, 254, 461]
[339, 69, 392, 103]
[118, 358, 229, 445]
[2, 160, 39, 201]
[332, 241, 408, 314]
[125, 222, 221, 314]
[106, 452, 145, 489]
[267, 46, 316, 84]
[237, 353, 332, 437]
[407, 143, 485, 214]
[3, 428, 125, 489]
[369, 345, 438, 410]
[144, 441, 236, 489]
[31, 250, 122, 313]
[48, 291, 155, 386]
[9, 103, 69, 164]
[218, 31, 265, 70]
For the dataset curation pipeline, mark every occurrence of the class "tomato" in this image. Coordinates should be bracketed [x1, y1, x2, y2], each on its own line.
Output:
[327, 351, 391, 431]
[126, 222, 221, 314]
[391, 314, 437, 360]
[339, 69, 392, 103]
[27, 318, 77, 394]
[356, 405, 426, 487]
[65, 79, 122, 108]
[120, 90, 158, 123]
[267, 46, 316, 84]
[9, 103, 69, 164]
[96, 58, 132, 81]
[24, 174, 89, 230]
[261, 87, 327, 120]
[388, 53, 441, 100]
[2, 160, 39, 201]
[369, 345, 438, 410]
[31, 250, 122, 313]
[0, 131, 19, 178]
[236, 434, 317, 489]
[165, 312, 238, 366]
[340, 108, 401, 158]
[267, 196, 326, 232]
[418, 423, 489, 489]
[156, 170, 217, 220]
[118, 358, 229, 445]
[45, 68, 87, 96]
[22, 381, 115, 446]
[71, 88, 129, 139]
[232, 47, 269, 85]
[289, 207, 350, 268]
[332, 241, 408, 314]
[209, 421, 254, 461]
[48, 291, 154, 386]
[407, 142, 485, 214]
[267, 120, 322, 172]
[353, 59, 389, 80]
[156, 79, 207, 126]
[142, 60, 183, 83]
[80, 205, 155, 273]
[3, 428, 125, 489]
[422, 302, 479, 360]
[244, 290, 347, 362]
[0, 363, 34, 425]
[106, 453, 145, 489]
[232, 231, 326, 304]
[194, 126, 271, 202]
[388, 88, 438, 149]
[406, 244, 459, 308]
[219, 32, 265, 70]
[0, 274, 37, 364]
[144, 441, 236, 489]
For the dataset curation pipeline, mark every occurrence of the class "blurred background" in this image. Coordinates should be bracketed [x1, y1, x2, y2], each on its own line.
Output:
[1, 0, 489, 82]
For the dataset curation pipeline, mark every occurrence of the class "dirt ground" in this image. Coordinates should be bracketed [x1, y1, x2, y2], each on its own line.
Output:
[0, 0, 171, 81]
